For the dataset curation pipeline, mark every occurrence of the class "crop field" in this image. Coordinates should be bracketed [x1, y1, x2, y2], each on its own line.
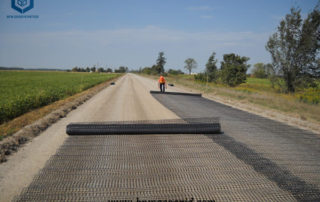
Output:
[0, 71, 119, 124]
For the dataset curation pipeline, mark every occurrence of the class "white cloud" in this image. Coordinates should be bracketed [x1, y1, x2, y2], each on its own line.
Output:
[186, 6, 213, 11]
[0, 26, 272, 70]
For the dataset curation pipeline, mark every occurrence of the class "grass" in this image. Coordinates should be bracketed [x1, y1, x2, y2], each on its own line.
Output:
[146, 74, 320, 123]
[0, 71, 120, 124]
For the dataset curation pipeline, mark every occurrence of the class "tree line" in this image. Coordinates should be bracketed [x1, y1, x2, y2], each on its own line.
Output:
[139, 3, 319, 92]
[139, 52, 196, 75]
[71, 66, 128, 73]
[197, 3, 319, 91]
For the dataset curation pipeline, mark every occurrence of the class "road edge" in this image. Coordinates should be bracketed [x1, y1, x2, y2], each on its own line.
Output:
[138, 74, 320, 135]
[0, 75, 123, 163]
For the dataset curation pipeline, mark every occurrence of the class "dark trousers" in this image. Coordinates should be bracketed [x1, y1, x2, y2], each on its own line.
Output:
[160, 83, 165, 92]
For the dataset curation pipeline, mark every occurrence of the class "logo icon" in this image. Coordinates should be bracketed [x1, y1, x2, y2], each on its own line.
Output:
[11, 0, 34, 14]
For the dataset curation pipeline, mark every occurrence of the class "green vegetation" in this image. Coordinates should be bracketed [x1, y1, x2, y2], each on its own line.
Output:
[194, 53, 250, 87]
[138, 4, 320, 122]
[156, 52, 166, 74]
[266, 5, 320, 93]
[220, 54, 250, 86]
[192, 4, 319, 91]
[138, 52, 195, 77]
[140, 52, 167, 75]
[153, 73, 320, 122]
[71, 66, 127, 73]
[184, 58, 197, 75]
[194, 52, 218, 83]
[205, 52, 218, 82]
[114, 66, 129, 73]
[0, 71, 119, 124]
[167, 69, 184, 75]
[252, 63, 273, 79]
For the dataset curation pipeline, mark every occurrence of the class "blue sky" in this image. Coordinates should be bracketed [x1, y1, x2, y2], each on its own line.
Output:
[0, 0, 318, 72]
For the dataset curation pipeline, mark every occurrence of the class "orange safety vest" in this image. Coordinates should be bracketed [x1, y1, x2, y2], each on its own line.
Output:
[159, 76, 166, 84]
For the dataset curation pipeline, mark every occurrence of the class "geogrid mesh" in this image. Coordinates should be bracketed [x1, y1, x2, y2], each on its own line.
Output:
[15, 134, 297, 201]
[66, 118, 221, 135]
[149, 91, 202, 96]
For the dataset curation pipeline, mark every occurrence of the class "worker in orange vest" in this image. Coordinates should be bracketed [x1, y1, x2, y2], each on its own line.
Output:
[158, 75, 167, 92]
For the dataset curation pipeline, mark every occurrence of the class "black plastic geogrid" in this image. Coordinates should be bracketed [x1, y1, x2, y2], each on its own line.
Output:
[66, 118, 221, 135]
[149, 91, 202, 96]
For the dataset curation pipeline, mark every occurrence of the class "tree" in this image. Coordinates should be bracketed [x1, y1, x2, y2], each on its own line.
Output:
[220, 53, 250, 86]
[264, 63, 274, 77]
[266, 5, 320, 92]
[151, 65, 158, 74]
[184, 58, 197, 74]
[115, 66, 128, 73]
[106, 68, 113, 73]
[206, 52, 218, 82]
[252, 63, 268, 78]
[97, 67, 104, 73]
[90, 66, 96, 72]
[156, 52, 166, 74]
[72, 67, 79, 72]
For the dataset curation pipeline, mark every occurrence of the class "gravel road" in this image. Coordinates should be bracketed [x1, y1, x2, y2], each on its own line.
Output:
[1, 73, 319, 201]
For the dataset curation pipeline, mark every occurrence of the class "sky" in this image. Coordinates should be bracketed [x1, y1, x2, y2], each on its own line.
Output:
[0, 0, 318, 72]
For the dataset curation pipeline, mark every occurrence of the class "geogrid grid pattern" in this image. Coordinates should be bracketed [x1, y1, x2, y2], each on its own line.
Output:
[14, 92, 320, 201]
[152, 93, 320, 201]
[66, 118, 221, 135]
[16, 134, 295, 201]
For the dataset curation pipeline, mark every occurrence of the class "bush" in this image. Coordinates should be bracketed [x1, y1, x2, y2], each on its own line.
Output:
[194, 73, 207, 82]
[252, 63, 268, 78]
[114, 66, 128, 73]
[220, 53, 250, 87]
[168, 69, 184, 75]
[141, 67, 157, 75]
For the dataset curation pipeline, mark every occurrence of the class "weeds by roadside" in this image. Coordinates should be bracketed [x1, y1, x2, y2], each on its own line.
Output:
[142, 73, 320, 124]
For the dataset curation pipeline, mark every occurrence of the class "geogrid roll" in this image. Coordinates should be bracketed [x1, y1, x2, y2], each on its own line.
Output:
[66, 118, 221, 135]
[149, 91, 202, 97]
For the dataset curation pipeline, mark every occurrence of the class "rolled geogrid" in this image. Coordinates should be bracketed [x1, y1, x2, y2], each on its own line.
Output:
[149, 91, 202, 96]
[66, 118, 221, 135]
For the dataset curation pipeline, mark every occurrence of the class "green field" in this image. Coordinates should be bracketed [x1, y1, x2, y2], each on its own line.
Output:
[0, 71, 119, 124]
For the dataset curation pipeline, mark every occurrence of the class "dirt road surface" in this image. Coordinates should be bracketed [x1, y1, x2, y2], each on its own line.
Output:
[0, 74, 177, 201]
[1, 74, 319, 201]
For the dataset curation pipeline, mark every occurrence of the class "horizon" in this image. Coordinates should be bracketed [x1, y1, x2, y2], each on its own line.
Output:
[0, 0, 318, 73]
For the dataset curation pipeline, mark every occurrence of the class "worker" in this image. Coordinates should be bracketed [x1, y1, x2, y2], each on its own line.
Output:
[158, 75, 167, 92]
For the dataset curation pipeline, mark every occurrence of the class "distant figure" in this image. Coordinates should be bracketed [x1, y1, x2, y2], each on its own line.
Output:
[158, 75, 167, 92]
